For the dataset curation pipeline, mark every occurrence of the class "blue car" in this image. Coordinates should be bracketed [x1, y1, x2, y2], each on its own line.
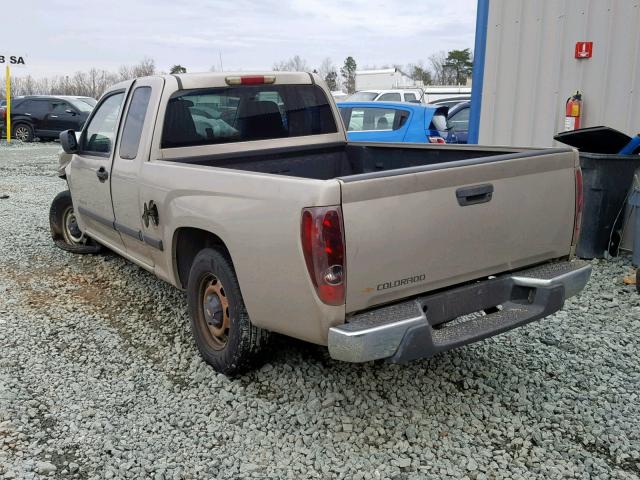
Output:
[338, 101, 450, 143]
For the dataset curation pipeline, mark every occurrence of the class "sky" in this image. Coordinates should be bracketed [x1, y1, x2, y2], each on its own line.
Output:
[5, 0, 477, 78]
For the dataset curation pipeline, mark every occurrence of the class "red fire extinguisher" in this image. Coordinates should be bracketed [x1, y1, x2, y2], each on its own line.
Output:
[564, 91, 582, 131]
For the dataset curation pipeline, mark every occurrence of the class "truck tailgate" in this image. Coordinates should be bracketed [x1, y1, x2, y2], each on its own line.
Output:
[339, 149, 577, 313]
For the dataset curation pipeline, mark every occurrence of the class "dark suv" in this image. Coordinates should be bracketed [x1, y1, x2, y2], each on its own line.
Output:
[2, 95, 93, 142]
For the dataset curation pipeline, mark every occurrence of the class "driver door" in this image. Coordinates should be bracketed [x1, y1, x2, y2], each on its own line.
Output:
[70, 90, 127, 250]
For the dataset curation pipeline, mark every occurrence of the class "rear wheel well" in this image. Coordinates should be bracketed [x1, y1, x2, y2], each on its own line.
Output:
[174, 228, 231, 289]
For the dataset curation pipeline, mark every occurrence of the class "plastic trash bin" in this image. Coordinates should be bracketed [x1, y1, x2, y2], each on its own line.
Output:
[630, 188, 640, 267]
[576, 153, 640, 259]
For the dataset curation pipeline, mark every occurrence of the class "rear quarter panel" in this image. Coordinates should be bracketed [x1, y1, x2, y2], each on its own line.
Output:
[141, 161, 345, 345]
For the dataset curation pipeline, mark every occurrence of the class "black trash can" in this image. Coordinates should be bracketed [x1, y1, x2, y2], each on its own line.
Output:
[575, 153, 640, 259]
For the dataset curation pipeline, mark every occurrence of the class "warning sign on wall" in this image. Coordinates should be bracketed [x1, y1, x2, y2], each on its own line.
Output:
[575, 42, 593, 59]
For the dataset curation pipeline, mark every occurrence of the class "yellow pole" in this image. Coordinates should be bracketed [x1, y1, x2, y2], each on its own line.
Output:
[5, 65, 10, 143]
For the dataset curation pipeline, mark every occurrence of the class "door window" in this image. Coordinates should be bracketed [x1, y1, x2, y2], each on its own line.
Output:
[81, 92, 125, 155]
[377, 92, 401, 102]
[404, 93, 417, 102]
[346, 108, 404, 131]
[119, 87, 152, 159]
[449, 107, 470, 130]
[51, 101, 74, 115]
[21, 100, 51, 116]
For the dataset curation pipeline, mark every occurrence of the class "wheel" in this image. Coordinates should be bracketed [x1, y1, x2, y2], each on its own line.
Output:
[13, 123, 34, 142]
[187, 248, 271, 375]
[49, 190, 103, 254]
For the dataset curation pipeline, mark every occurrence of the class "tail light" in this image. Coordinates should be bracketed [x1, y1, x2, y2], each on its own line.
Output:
[572, 167, 584, 246]
[428, 136, 446, 144]
[301, 206, 346, 306]
[1, 108, 6, 120]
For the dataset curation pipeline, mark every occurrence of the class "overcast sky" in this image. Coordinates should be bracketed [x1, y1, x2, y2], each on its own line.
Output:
[6, 0, 477, 77]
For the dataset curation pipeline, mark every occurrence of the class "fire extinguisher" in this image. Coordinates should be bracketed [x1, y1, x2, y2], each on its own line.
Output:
[564, 91, 582, 131]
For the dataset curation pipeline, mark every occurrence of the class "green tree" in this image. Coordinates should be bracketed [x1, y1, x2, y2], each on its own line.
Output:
[409, 64, 432, 85]
[325, 70, 338, 91]
[444, 49, 473, 85]
[340, 56, 357, 94]
[170, 64, 187, 74]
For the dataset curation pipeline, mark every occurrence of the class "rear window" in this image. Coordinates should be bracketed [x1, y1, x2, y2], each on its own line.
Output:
[378, 93, 401, 102]
[161, 84, 337, 149]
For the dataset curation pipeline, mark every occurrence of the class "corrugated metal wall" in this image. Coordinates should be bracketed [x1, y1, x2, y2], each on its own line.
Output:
[478, 0, 640, 147]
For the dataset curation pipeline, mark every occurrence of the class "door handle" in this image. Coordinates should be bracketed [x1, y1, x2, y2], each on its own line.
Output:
[50, 115, 59, 118]
[96, 167, 109, 182]
[456, 184, 494, 206]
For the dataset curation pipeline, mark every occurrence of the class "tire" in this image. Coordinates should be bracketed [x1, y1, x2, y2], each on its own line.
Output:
[187, 248, 271, 375]
[49, 190, 103, 254]
[13, 123, 34, 142]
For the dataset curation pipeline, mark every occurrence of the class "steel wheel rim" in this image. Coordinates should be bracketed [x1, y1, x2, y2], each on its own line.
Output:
[199, 274, 230, 350]
[62, 205, 85, 244]
[14, 126, 29, 141]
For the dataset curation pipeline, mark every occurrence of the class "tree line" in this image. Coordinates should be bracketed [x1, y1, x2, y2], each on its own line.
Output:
[0, 49, 472, 100]
[273, 49, 473, 93]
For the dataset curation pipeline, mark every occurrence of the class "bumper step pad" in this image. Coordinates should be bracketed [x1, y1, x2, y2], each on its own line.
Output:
[329, 260, 591, 363]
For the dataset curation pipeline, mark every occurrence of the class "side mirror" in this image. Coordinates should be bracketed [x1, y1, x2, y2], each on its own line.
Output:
[59, 129, 78, 154]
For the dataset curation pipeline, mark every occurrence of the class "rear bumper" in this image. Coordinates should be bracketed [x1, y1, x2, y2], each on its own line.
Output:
[328, 260, 591, 363]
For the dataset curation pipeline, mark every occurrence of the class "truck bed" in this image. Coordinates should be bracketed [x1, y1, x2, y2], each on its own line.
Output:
[169, 142, 530, 180]
[166, 142, 578, 312]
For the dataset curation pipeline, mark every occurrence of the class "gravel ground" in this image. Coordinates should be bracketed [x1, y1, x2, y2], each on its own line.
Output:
[0, 141, 639, 480]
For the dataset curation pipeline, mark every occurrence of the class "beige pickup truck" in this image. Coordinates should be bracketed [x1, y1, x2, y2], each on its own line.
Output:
[50, 72, 591, 375]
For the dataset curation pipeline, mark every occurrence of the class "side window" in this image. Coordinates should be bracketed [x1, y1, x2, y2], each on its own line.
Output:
[22, 100, 51, 116]
[51, 101, 72, 115]
[338, 108, 351, 129]
[378, 92, 401, 102]
[449, 107, 470, 130]
[161, 85, 337, 149]
[404, 93, 417, 102]
[347, 108, 402, 131]
[119, 87, 152, 159]
[81, 93, 124, 155]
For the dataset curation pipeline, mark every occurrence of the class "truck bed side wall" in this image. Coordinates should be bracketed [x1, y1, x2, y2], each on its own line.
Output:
[140, 161, 344, 345]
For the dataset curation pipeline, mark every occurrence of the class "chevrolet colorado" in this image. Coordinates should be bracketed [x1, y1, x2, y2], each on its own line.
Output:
[50, 72, 591, 375]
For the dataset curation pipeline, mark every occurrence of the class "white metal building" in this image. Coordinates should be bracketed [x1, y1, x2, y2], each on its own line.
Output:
[470, 0, 640, 147]
[355, 68, 415, 90]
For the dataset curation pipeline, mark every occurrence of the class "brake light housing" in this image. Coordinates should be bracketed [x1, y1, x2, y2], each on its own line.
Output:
[225, 75, 276, 86]
[572, 167, 584, 247]
[428, 136, 446, 144]
[301, 206, 346, 306]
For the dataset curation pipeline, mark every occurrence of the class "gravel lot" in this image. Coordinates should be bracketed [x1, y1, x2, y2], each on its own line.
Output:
[0, 141, 639, 480]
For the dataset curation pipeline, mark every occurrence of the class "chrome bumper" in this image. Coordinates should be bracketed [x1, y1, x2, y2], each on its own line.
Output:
[328, 260, 592, 363]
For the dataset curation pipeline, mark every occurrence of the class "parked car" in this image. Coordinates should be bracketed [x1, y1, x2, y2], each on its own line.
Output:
[347, 89, 424, 103]
[446, 101, 470, 144]
[72, 96, 97, 107]
[338, 101, 449, 143]
[331, 91, 349, 102]
[430, 96, 471, 109]
[51, 71, 590, 375]
[423, 86, 471, 104]
[4, 95, 93, 142]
